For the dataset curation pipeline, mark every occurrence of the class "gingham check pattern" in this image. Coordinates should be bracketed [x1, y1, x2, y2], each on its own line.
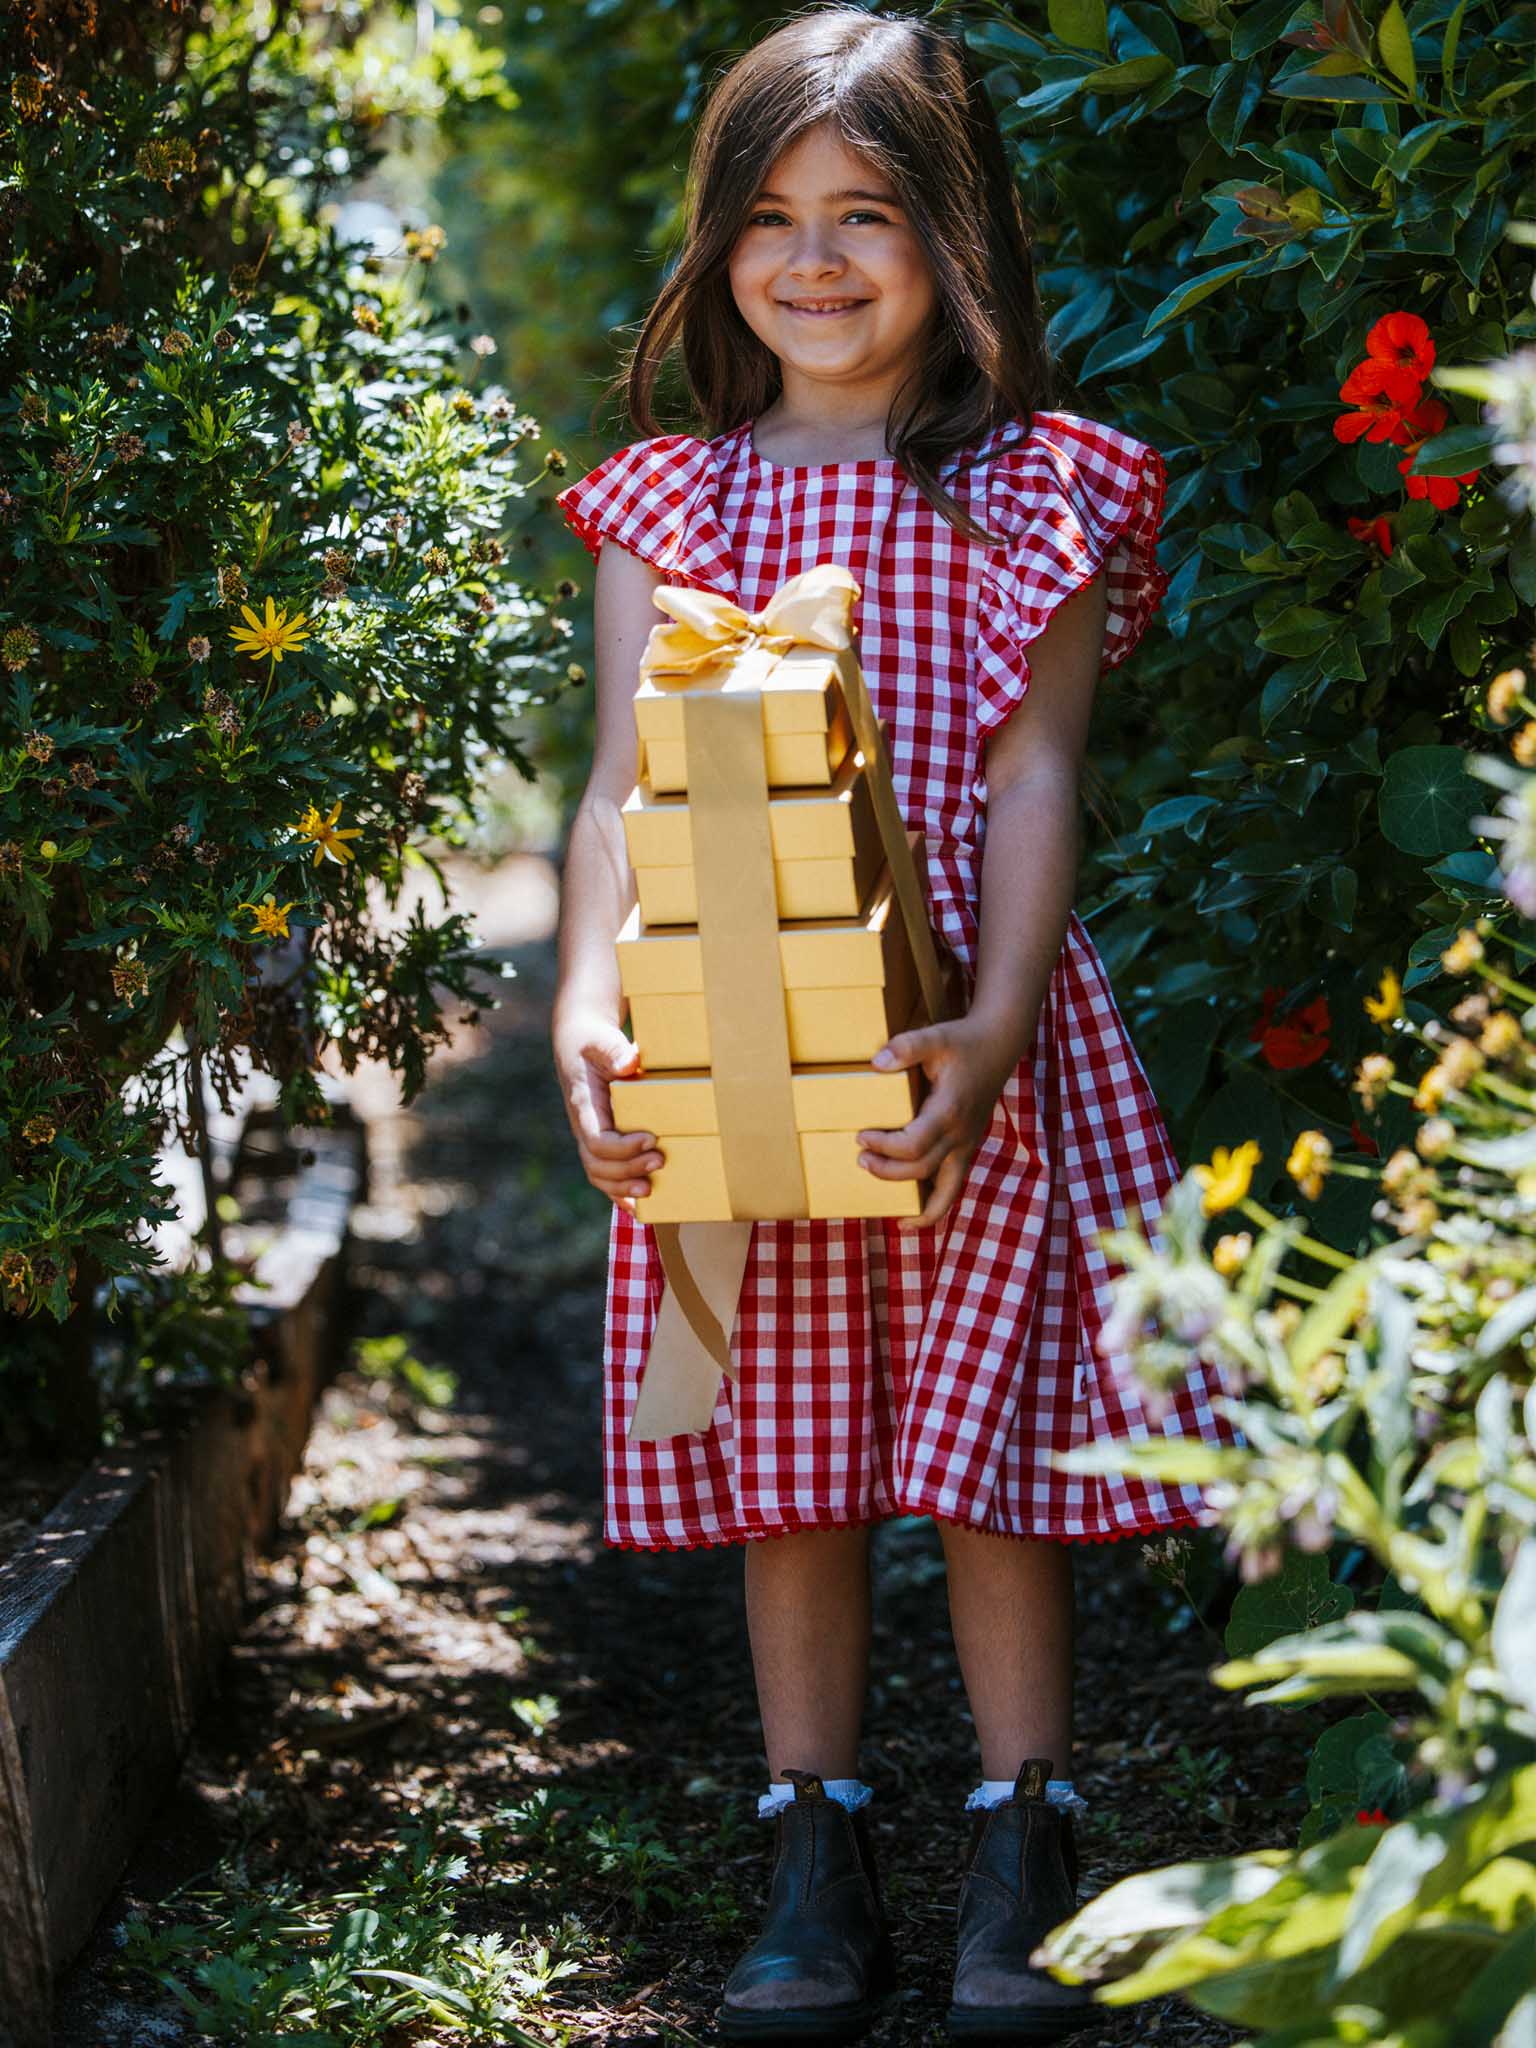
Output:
[557, 412, 1236, 1550]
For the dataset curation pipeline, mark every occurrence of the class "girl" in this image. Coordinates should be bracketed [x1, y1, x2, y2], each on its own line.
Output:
[551, 8, 1233, 2042]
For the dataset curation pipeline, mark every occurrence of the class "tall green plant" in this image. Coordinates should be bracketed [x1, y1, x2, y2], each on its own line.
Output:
[0, 3, 574, 1440]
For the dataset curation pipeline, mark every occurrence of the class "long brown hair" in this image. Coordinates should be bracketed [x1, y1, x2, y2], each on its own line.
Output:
[604, 3, 1064, 549]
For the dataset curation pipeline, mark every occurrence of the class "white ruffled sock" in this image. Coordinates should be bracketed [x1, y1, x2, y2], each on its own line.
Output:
[966, 1777, 1088, 1818]
[759, 1777, 873, 1819]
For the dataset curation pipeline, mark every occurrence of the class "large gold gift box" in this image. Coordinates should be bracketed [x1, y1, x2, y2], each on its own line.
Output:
[616, 857, 920, 1070]
[635, 644, 854, 794]
[609, 1060, 925, 1223]
[621, 747, 883, 926]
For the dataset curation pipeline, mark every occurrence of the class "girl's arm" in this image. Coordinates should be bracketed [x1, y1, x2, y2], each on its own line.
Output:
[856, 571, 1111, 1233]
[551, 539, 669, 1214]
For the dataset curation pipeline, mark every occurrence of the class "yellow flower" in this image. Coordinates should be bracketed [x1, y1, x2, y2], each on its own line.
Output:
[228, 597, 313, 666]
[1513, 721, 1536, 770]
[291, 798, 362, 867]
[1364, 966, 1403, 1025]
[1192, 1141, 1261, 1217]
[1286, 1129, 1333, 1201]
[1413, 1062, 1452, 1113]
[1415, 1117, 1456, 1161]
[237, 892, 296, 939]
[22, 1114, 55, 1145]
[1441, 928, 1484, 975]
[1212, 1232, 1252, 1278]
[39, 839, 58, 860]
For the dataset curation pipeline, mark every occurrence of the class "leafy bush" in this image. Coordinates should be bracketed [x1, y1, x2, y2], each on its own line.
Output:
[0, 2, 575, 1441]
[961, 0, 1534, 1214]
[1034, 327, 1536, 2026]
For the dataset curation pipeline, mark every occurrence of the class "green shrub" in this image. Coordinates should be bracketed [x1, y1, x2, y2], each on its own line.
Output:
[0, 2, 574, 1440]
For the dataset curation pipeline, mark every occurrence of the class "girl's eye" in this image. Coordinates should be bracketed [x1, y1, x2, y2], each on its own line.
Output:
[747, 209, 890, 227]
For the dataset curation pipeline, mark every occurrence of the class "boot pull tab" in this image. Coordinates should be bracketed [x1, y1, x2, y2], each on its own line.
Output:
[1013, 1758, 1053, 1803]
[782, 1769, 829, 1801]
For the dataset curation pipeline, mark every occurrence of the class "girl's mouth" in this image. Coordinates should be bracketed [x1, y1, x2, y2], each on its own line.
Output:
[780, 299, 869, 318]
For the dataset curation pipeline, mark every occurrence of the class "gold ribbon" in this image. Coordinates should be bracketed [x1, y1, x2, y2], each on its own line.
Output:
[625, 563, 954, 1441]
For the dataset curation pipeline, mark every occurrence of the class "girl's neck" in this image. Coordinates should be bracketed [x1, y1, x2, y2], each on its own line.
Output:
[752, 395, 897, 466]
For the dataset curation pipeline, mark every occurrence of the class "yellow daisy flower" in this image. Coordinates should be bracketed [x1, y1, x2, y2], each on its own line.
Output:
[1192, 1140, 1261, 1217]
[237, 892, 296, 939]
[228, 597, 312, 666]
[291, 798, 362, 866]
[1364, 966, 1403, 1025]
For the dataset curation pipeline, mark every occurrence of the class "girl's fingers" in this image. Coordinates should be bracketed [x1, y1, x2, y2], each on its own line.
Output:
[871, 1022, 948, 1073]
[898, 1153, 968, 1233]
[584, 1125, 658, 1161]
[857, 1140, 948, 1182]
[857, 1096, 955, 1162]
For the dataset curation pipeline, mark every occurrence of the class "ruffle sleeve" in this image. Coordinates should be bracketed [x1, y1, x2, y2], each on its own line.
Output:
[974, 411, 1168, 745]
[553, 432, 739, 597]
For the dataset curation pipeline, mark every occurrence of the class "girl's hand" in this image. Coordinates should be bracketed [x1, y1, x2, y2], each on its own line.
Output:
[856, 1014, 1025, 1233]
[552, 1005, 663, 1216]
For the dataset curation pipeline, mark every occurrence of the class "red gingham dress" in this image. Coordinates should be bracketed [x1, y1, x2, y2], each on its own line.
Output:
[556, 409, 1234, 1551]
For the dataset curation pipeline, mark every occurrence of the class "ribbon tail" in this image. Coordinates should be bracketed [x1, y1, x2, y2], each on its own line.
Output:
[629, 1221, 753, 1440]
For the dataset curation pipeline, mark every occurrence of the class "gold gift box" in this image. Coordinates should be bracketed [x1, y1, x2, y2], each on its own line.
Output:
[609, 1061, 926, 1222]
[636, 646, 854, 794]
[621, 748, 882, 926]
[616, 858, 919, 1071]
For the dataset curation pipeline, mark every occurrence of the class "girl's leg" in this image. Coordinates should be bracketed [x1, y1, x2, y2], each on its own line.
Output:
[936, 1523, 1074, 1778]
[744, 1525, 873, 1778]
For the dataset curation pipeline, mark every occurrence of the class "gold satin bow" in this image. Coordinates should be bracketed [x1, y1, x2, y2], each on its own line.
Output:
[640, 565, 859, 682]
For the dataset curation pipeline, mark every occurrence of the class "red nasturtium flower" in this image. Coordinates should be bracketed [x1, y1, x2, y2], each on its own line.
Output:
[1366, 309, 1436, 382]
[1349, 1118, 1380, 1158]
[1346, 513, 1394, 557]
[1250, 986, 1332, 1071]
[1333, 357, 1421, 445]
[1356, 1807, 1390, 1827]
[1396, 396, 1481, 510]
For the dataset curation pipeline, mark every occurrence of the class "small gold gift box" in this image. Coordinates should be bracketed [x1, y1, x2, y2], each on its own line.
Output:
[621, 747, 883, 926]
[617, 853, 921, 1071]
[609, 1059, 926, 1223]
[636, 644, 854, 794]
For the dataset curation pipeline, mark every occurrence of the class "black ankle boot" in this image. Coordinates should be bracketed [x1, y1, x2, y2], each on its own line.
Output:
[946, 1760, 1098, 2043]
[716, 1769, 898, 2042]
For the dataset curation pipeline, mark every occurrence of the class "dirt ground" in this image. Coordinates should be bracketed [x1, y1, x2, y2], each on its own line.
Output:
[54, 855, 1309, 2047]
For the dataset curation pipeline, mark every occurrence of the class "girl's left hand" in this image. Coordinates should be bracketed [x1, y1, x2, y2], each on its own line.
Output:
[856, 1014, 1025, 1233]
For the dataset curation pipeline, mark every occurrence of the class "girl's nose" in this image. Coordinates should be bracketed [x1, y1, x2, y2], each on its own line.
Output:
[787, 231, 847, 278]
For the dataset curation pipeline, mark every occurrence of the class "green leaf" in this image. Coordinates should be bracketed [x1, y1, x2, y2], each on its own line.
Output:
[1224, 1552, 1354, 1660]
[1336, 1766, 1536, 1980]
[1272, 67, 1400, 102]
[1378, 745, 1485, 856]
[1230, 0, 1310, 62]
[1143, 258, 1261, 336]
[1082, 54, 1172, 91]
[1047, 0, 1108, 54]
[1377, 0, 1417, 95]
[1407, 423, 1497, 476]
[1491, 1542, 1536, 1716]
[1306, 1708, 1390, 1805]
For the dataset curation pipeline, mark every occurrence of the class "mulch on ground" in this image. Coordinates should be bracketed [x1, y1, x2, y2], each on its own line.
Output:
[55, 910, 1309, 2047]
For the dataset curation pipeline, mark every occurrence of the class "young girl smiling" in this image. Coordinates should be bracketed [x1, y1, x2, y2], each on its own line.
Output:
[552, 8, 1232, 2041]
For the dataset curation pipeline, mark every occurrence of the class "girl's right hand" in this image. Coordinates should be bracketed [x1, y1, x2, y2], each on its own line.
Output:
[552, 1006, 664, 1214]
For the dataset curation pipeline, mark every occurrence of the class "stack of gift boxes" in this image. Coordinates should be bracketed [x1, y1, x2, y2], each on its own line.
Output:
[609, 636, 931, 1222]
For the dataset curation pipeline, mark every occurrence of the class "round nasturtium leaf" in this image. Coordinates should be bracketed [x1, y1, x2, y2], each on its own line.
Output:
[1378, 745, 1486, 857]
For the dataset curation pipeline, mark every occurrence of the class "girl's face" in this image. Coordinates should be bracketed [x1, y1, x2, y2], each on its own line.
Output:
[728, 122, 938, 400]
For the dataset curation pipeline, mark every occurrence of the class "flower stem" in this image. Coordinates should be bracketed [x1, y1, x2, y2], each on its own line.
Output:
[1236, 1197, 1354, 1270]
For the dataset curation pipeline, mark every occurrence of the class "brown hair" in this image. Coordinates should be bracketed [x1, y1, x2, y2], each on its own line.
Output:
[603, 3, 1066, 549]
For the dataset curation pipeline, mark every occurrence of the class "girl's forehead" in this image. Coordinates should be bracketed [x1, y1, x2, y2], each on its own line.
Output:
[760, 122, 889, 192]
